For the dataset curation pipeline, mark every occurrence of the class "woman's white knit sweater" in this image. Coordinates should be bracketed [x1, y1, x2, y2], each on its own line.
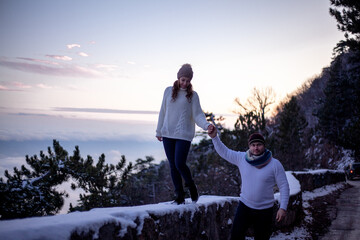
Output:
[156, 86, 210, 142]
[212, 136, 290, 210]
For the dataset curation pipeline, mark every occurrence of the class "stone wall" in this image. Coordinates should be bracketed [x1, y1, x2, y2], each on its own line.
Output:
[0, 170, 346, 240]
[70, 193, 303, 240]
[274, 191, 303, 231]
[293, 170, 345, 191]
[71, 199, 238, 240]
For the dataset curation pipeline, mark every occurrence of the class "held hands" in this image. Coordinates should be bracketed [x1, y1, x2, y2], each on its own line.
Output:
[276, 208, 287, 222]
[207, 124, 217, 138]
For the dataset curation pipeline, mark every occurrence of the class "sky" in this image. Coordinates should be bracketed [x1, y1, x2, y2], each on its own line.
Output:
[0, 0, 345, 171]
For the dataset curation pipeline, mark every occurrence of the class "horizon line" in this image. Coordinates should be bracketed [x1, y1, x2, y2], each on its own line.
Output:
[53, 107, 159, 115]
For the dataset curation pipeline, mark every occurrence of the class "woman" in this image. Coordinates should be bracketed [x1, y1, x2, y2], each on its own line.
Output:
[156, 63, 213, 204]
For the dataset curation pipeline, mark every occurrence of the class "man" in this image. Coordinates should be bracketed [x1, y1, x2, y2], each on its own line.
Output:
[208, 126, 289, 240]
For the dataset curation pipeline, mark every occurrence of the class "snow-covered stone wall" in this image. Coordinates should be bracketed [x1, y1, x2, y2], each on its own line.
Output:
[293, 169, 345, 191]
[0, 170, 346, 240]
[0, 196, 238, 240]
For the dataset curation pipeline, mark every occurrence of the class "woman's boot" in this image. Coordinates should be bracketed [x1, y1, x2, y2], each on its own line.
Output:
[173, 190, 185, 205]
[187, 182, 199, 203]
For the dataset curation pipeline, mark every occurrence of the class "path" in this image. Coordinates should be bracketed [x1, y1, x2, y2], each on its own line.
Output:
[320, 180, 360, 240]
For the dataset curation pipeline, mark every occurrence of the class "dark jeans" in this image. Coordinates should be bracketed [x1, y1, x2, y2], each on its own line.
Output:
[230, 201, 273, 240]
[163, 137, 193, 195]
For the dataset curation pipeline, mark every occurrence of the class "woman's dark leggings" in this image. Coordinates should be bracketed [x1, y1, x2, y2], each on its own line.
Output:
[230, 201, 273, 240]
[163, 137, 193, 195]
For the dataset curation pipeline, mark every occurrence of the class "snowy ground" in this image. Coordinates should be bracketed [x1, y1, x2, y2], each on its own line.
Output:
[270, 182, 347, 240]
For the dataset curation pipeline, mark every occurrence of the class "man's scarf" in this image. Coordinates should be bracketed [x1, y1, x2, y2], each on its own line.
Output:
[245, 149, 272, 168]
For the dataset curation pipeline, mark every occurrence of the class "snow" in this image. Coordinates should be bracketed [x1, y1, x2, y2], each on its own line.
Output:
[0, 196, 239, 240]
[0, 171, 346, 240]
[274, 172, 301, 204]
[271, 226, 311, 239]
[293, 169, 345, 175]
[302, 182, 347, 208]
[335, 149, 354, 170]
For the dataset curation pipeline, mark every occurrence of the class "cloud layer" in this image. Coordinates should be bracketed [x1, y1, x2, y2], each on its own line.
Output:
[0, 111, 157, 142]
[54, 107, 158, 115]
[0, 81, 32, 91]
[46, 55, 72, 61]
[0, 58, 102, 78]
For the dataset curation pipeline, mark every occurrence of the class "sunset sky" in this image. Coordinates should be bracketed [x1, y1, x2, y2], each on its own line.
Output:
[0, 0, 344, 168]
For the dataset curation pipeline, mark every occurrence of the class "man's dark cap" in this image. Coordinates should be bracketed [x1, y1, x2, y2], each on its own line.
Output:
[248, 132, 265, 145]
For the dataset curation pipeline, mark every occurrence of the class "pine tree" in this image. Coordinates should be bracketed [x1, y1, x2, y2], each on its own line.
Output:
[0, 140, 136, 218]
[68, 152, 133, 212]
[189, 144, 241, 198]
[316, 55, 354, 146]
[0, 140, 69, 219]
[275, 96, 308, 170]
[324, 0, 360, 160]
[121, 157, 173, 205]
[329, 0, 360, 54]
[340, 54, 360, 159]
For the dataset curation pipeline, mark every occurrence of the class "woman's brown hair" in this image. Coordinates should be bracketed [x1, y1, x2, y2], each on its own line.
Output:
[171, 80, 193, 102]
[172, 63, 194, 102]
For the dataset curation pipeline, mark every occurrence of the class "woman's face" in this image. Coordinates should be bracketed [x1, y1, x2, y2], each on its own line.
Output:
[179, 77, 191, 89]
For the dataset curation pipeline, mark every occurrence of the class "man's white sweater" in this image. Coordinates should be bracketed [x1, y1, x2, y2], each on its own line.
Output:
[212, 136, 290, 210]
[156, 86, 210, 142]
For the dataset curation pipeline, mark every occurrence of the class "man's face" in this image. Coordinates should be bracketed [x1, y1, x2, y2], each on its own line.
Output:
[249, 142, 265, 156]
